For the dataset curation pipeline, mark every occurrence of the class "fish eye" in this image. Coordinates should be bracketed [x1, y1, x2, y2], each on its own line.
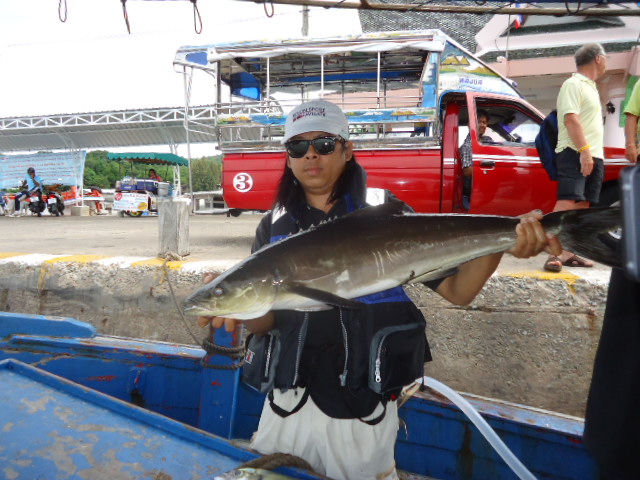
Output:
[214, 287, 224, 297]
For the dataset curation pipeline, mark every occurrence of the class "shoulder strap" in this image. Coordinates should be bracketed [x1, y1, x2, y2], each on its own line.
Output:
[268, 389, 310, 418]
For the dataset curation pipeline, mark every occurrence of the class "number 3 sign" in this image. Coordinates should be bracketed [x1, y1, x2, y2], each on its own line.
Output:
[233, 173, 254, 192]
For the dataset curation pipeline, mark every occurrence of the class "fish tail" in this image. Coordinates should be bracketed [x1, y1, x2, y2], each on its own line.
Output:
[542, 207, 622, 268]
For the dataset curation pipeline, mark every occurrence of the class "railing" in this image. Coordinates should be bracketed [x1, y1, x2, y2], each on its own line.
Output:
[209, 96, 439, 151]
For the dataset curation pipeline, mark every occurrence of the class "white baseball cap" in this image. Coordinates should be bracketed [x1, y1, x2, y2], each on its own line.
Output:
[282, 99, 350, 144]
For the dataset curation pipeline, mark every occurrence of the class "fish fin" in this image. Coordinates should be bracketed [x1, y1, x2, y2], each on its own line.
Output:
[543, 207, 621, 268]
[294, 304, 334, 313]
[287, 283, 365, 309]
[409, 267, 459, 284]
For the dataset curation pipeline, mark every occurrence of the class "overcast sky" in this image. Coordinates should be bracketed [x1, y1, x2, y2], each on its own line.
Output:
[0, 0, 362, 117]
[0, 0, 362, 156]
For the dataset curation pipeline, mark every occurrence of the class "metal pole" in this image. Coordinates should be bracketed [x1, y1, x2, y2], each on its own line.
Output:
[302, 5, 309, 36]
[182, 66, 195, 214]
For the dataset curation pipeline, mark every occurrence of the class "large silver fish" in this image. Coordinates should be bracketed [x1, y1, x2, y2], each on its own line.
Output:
[183, 202, 620, 320]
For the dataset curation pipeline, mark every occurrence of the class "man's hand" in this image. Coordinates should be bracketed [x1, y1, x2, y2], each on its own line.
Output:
[507, 210, 562, 259]
[626, 143, 638, 163]
[579, 149, 594, 176]
[197, 314, 238, 332]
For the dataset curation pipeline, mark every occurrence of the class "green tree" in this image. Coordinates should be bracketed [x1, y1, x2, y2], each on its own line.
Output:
[82, 151, 222, 193]
[189, 156, 222, 192]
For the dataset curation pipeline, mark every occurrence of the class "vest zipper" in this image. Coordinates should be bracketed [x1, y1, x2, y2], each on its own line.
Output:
[292, 312, 308, 386]
[339, 308, 349, 387]
[263, 335, 273, 380]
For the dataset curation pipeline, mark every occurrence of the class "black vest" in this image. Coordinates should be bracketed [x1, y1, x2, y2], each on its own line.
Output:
[252, 198, 433, 420]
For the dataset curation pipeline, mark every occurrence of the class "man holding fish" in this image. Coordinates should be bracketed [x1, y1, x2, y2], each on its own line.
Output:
[189, 100, 615, 480]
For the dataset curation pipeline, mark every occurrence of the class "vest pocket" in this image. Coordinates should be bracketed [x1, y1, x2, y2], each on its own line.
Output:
[242, 331, 281, 393]
[368, 322, 426, 395]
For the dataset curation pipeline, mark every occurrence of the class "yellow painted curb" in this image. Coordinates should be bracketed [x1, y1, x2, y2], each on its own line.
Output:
[131, 258, 186, 270]
[0, 252, 28, 260]
[503, 270, 580, 285]
[44, 255, 108, 264]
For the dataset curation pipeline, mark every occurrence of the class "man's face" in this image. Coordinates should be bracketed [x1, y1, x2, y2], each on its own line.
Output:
[286, 131, 353, 199]
[477, 115, 489, 137]
[595, 53, 607, 79]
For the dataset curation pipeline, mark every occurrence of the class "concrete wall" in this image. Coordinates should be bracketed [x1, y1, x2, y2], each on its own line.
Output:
[0, 258, 607, 418]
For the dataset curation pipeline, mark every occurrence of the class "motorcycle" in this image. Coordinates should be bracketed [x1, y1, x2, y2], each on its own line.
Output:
[45, 184, 66, 217]
[23, 190, 46, 217]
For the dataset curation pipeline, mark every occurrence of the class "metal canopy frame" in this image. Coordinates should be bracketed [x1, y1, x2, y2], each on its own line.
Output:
[228, 0, 640, 17]
[0, 106, 218, 153]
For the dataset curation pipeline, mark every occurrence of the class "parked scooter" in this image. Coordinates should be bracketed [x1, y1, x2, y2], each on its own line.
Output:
[45, 184, 66, 217]
[23, 192, 46, 217]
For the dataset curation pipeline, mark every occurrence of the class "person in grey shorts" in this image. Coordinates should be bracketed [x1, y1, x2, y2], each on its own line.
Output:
[543, 43, 607, 272]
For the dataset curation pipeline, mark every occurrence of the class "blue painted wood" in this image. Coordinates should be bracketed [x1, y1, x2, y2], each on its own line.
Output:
[0, 311, 96, 338]
[0, 359, 321, 479]
[397, 395, 597, 479]
[0, 313, 601, 480]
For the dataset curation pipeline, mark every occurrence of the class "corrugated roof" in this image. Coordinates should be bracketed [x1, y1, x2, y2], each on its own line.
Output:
[0, 106, 217, 153]
[107, 152, 189, 166]
[358, 1, 489, 51]
[479, 41, 639, 62]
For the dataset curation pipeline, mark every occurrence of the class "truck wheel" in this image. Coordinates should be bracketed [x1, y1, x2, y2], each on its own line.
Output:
[126, 211, 143, 217]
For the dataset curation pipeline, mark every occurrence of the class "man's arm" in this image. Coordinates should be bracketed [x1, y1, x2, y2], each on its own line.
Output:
[625, 112, 639, 163]
[564, 113, 594, 176]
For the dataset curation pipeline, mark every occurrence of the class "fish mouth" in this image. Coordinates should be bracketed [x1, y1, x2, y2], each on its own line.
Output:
[182, 301, 216, 317]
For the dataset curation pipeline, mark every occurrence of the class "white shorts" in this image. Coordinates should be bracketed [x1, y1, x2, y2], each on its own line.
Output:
[250, 388, 399, 480]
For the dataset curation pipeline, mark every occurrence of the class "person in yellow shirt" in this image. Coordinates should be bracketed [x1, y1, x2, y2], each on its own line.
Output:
[544, 43, 607, 272]
[624, 80, 640, 163]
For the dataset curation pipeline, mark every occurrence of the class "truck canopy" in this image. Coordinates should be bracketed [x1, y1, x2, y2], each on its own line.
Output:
[107, 152, 188, 166]
[174, 29, 521, 151]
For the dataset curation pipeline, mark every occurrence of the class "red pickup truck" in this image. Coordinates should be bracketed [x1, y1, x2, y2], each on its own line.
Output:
[174, 30, 628, 216]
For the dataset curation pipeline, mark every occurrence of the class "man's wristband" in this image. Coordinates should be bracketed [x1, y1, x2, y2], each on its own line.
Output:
[577, 144, 591, 153]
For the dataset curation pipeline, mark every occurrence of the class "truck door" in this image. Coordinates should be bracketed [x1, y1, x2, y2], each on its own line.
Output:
[441, 100, 465, 213]
[465, 94, 557, 215]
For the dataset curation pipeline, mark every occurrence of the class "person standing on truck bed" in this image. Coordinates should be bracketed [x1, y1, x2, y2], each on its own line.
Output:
[543, 43, 607, 273]
[459, 109, 492, 210]
[198, 99, 561, 480]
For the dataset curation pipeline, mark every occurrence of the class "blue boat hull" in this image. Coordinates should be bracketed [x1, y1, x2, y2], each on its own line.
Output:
[0, 312, 598, 479]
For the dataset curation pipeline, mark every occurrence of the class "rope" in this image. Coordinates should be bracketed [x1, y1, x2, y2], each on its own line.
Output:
[239, 453, 327, 477]
[564, 0, 581, 15]
[160, 257, 246, 369]
[263, 0, 274, 18]
[202, 338, 245, 358]
[58, 0, 67, 22]
[190, 0, 203, 34]
[161, 256, 202, 345]
[397, 380, 422, 409]
[121, 0, 131, 34]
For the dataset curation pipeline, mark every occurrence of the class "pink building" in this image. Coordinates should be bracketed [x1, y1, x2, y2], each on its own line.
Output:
[475, 9, 640, 148]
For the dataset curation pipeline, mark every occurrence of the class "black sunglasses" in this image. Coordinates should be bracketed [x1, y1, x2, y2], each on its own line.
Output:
[285, 136, 343, 158]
